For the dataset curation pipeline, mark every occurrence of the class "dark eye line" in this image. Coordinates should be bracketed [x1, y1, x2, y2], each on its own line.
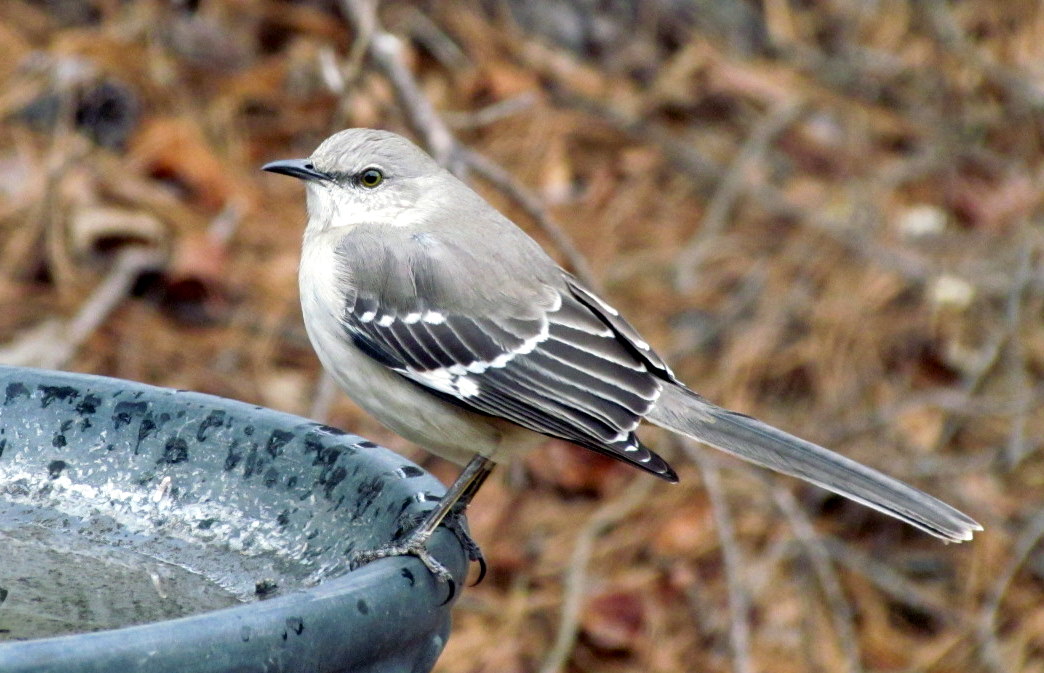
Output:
[319, 167, 387, 189]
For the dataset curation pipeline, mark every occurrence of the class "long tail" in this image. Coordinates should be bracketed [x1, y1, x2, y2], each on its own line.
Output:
[647, 384, 982, 542]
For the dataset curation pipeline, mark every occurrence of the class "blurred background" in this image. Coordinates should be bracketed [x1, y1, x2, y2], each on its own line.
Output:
[0, 1, 1042, 671]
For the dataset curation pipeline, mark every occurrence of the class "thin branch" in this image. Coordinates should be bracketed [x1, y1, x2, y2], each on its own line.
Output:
[1001, 243, 1036, 466]
[2, 87, 87, 281]
[552, 89, 722, 192]
[771, 483, 864, 673]
[555, 89, 1044, 297]
[335, 0, 598, 289]
[674, 102, 804, 291]
[341, 0, 377, 88]
[308, 370, 341, 424]
[919, 0, 1044, 113]
[398, 6, 471, 74]
[820, 539, 954, 621]
[339, 0, 458, 172]
[681, 573, 723, 648]
[62, 249, 161, 359]
[462, 148, 600, 289]
[0, 246, 164, 369]
[1, 203, 241, 370]
[932, 242, 1035, 457]
[977, 510, 1044, 673]
[444, 93, 538, 130]
[678, 439, 754, 673]
[537, 476, 656, 673]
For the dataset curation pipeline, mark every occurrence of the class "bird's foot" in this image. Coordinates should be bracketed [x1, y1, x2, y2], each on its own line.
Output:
[442, 504, 487, 585]
[348, 506, 486, 602]
[349, 455, 496, 602]
[349, 528, 454, 584]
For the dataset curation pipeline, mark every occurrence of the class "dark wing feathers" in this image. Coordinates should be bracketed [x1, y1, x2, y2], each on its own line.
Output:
[419, 320, 474, 365]
[340, 283, 678, 481]
[525, 350, 651, 414]
[566, 275, 676, 380]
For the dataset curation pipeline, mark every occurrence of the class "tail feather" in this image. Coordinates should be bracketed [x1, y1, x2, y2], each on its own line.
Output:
[647, 384, 982, 542]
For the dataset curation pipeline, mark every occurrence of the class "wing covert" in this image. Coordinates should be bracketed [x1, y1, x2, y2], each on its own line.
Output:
[339, 286, 676, 480]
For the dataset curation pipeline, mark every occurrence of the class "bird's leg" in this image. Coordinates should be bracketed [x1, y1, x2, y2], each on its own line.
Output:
[441, 459, 495, 583]
[349, 454, 495, 592]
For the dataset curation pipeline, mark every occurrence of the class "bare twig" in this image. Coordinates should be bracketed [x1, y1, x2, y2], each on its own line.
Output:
[919, 0, 1044, 113]
[550, 89, 723, 192]
[679, 439, 754, 673]
[977, 510, 1044, 673]
[564, 95, 936, 286]
[308, 370, 340, 423]
[753, 171, 1044, 299]
[537, 475, 656, 673]
[658, 261, 766, 364]
[61, 249, 162, 359]
[771, 483, 864, 673]
[397, 6, 471, 73]
[462, 148, 600, 289]
[932, 243, 1035, 458]
[444, 93, 538, 130]
[820, 539, 954, 621]
[0, 246, 164, 369]
[341, 0, 377, 87]
[339, 0, 459, 172]
[554, 89, 1044, 298]
[1, 202, 241, 370]
[674, 102, 804, 291]
[1001, 243, 1036, 466]
[208, 199, 244, 246]
[2, 86, 87, 282]
[335, 0, 597, 289]
[681, 573, 723, 648]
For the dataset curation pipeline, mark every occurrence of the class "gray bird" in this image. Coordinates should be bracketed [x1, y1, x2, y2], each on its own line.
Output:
[263, 129, 981, 585]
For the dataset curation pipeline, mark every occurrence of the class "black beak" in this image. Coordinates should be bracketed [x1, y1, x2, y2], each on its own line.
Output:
[262, 158, 330, 182]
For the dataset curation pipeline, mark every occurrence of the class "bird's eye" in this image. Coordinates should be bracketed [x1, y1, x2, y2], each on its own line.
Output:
[359, 168, 384, 188]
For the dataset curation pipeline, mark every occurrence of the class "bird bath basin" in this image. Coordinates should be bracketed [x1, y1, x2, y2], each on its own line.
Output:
[0, 366, 466, 673]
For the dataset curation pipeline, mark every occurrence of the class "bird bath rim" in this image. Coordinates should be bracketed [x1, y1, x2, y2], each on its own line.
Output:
[0, 366, 466, 673]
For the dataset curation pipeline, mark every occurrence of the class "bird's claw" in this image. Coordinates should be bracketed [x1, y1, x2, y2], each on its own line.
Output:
[349, 534, 453, 582]
[348, 499, 486, 602]
[442, 507, 487, 586]
[349, 532, 458, 603]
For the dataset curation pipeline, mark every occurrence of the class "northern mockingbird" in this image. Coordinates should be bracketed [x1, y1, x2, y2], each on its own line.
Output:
[263, 128, 981, 587]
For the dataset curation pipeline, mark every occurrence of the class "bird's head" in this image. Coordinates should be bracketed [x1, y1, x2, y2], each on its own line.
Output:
[263, 128, 443, 233]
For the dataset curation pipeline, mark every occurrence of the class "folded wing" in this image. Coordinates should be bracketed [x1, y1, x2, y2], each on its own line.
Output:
[340, 285, 678, 481]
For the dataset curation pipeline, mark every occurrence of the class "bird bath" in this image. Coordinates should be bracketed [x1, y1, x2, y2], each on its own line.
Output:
[0, 366, 466, 673]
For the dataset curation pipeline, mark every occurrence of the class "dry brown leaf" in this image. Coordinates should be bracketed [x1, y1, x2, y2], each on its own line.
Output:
[580, 588, 647, 654]
[947, 172, 1037, 232]
[894, 405, 946, 452]
[525, 439, 630, 496]
[652, 503, 712, 557]
[706, 57, 801, 108]
[68, 205, 166, 260]
[649, 42, 712, 109]
[129, 117, 238, 212]
[0, 20, 31, 83]
[152, 229, 231, 325]
[480, 61, 541, 101]
[539, 134, 573, 204]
